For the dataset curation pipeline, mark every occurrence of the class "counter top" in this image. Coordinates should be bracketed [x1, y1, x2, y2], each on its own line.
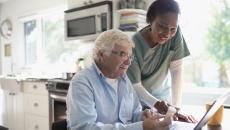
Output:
[24, 78, 48, 82]
[0, 75, 72, 92]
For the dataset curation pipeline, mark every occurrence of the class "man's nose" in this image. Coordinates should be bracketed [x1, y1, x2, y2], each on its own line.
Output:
[123, 57, 132, 65]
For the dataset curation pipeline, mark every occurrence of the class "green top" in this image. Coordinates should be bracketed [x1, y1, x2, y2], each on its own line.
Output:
[127, 27, 190, 102]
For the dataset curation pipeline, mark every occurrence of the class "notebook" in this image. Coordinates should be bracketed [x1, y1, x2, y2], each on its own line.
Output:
[170, 91, 230, 130]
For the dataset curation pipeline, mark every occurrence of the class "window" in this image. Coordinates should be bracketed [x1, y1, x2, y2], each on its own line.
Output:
[175, 0, 230, 117]
[176, 0, 230, 88]
[24, 20, 38, 64]
[23, 8, 94, 77]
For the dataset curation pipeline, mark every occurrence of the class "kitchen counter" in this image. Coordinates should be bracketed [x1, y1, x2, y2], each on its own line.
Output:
[0, 74, 71, 130]
[0, 75, 50, 92]
[24, 78, 48, 82]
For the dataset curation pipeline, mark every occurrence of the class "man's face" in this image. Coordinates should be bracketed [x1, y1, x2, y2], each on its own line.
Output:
[150, 12, 178, 44]
[100, 42, 133, 79]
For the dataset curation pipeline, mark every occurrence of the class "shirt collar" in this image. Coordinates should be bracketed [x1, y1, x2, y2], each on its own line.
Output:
[92, 61, 127, 81]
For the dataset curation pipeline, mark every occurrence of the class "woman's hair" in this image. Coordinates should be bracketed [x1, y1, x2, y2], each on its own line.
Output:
[93, 29, 134, 61]
[146, 0, 180, 24]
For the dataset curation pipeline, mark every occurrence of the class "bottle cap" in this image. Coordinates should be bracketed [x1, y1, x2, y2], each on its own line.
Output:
[166, 106, 176, 116]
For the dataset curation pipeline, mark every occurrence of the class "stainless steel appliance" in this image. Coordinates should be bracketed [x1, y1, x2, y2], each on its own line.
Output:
[64, 1, 113, 40]
[46, 79, 70, 130]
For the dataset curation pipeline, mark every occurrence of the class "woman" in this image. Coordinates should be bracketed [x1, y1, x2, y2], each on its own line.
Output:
[127, 0, 189, 114]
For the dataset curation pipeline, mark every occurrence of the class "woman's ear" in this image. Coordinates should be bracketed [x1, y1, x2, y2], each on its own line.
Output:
[149, 24, 152, 31]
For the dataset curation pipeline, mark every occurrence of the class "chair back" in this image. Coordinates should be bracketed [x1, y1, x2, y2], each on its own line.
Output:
[0, 126, 8, 130]
[52, 119, 67, 130]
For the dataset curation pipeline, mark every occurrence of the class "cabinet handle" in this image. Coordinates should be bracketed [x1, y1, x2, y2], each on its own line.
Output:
[83, 1, 88, 5]
[34, 102, 39, 107]
[33, 85, 37, 89]
[34, 124, 39, 129]
[88, 0, 93, 4]
[97, 14, 101, 18]
[9, 92, 16, 96]
[50, 94, 67, 101]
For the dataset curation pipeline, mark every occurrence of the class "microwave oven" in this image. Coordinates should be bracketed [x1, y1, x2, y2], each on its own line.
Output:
[64, 1, 113, 41]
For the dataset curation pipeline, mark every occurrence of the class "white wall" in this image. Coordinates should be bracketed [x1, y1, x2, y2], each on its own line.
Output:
[0, 0, 67, 75]
[0, 5, 2, 75]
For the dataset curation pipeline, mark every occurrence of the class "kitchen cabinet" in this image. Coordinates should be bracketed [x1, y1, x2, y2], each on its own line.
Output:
[3, 91, 24, 130]
[67, 0, 106, 9]
[0, 77, 24, 130]
[23, 81, 49, 130]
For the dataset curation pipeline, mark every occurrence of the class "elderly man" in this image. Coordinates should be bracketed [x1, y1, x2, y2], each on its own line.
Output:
[66, 29, 172, 130]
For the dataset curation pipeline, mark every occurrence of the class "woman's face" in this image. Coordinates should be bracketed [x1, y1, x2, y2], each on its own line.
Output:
[149, 12, 178, 45]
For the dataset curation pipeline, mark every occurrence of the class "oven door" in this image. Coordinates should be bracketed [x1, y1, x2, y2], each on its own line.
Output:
[49, 92, 67, 129]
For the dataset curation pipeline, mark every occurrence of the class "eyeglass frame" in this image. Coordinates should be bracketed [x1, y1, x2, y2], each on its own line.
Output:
[108, 50, 134, 61]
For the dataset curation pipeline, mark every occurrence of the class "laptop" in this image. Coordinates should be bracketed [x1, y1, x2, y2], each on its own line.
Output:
[170, 91, 230, 130]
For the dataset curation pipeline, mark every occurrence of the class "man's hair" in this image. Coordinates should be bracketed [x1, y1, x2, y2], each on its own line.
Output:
[146, 0, 180, 24]
[93, 29, 134, 61]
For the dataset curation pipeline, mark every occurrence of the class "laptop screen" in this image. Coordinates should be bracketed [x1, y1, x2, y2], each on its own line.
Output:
[193, 91, 230, 130]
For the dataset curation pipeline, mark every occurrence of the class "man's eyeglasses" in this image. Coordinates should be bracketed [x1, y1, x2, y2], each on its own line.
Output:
[111, 50, 134, 61]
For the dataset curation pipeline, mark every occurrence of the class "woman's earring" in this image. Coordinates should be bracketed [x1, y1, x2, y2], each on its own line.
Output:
[149, 27, 152, 32]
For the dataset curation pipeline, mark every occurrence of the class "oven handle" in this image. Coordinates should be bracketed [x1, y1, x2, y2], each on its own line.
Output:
[50, 94, 67, 102]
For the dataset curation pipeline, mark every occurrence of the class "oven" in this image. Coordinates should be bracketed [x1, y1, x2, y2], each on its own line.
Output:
[46, 79, 70, 130]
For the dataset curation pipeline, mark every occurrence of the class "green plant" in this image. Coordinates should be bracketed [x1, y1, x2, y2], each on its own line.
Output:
[206, 0, 230, 87]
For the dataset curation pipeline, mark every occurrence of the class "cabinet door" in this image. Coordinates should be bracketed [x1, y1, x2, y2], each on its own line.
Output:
[24, 93, 48, 117]
[68, 0, 85, 8]
[25, 114, 49, 130]
[23, 82, 48, 95]
[3, 91, 24, 130]
[67, 0, 106, 9]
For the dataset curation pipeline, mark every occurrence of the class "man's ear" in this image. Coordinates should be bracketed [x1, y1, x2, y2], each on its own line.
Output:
[97, 50, 105, 62]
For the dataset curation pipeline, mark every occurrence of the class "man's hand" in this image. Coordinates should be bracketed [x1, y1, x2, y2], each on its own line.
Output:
[143, 112, 172, 130]
[142, 109, 161, 120]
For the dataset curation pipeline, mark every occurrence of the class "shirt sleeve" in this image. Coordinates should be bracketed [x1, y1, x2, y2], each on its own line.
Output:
[133, 83, 159, 108]
[171, 26, 190, 61]
[127, 52, 141, 84]
[170, 59, 183, 107]
[66, 76, 144, 130]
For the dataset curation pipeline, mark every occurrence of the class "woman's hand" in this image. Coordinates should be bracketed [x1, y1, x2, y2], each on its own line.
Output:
[174, 110, 198, 123]
[154, 101, 169, 114]
[154, 100, 197, 123]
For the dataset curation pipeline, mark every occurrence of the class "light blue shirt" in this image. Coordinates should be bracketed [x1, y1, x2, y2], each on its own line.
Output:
[66, 62, 143, 130]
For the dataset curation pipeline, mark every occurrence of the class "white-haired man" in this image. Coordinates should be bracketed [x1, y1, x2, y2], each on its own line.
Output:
[66, 29, 172, 130]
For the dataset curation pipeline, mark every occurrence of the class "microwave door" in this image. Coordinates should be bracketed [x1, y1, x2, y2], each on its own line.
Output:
[67, 15, 96, 37]
[95, 14, 101, 34]
[101, 12, 108, 31]
[96, 12, 108, 33]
